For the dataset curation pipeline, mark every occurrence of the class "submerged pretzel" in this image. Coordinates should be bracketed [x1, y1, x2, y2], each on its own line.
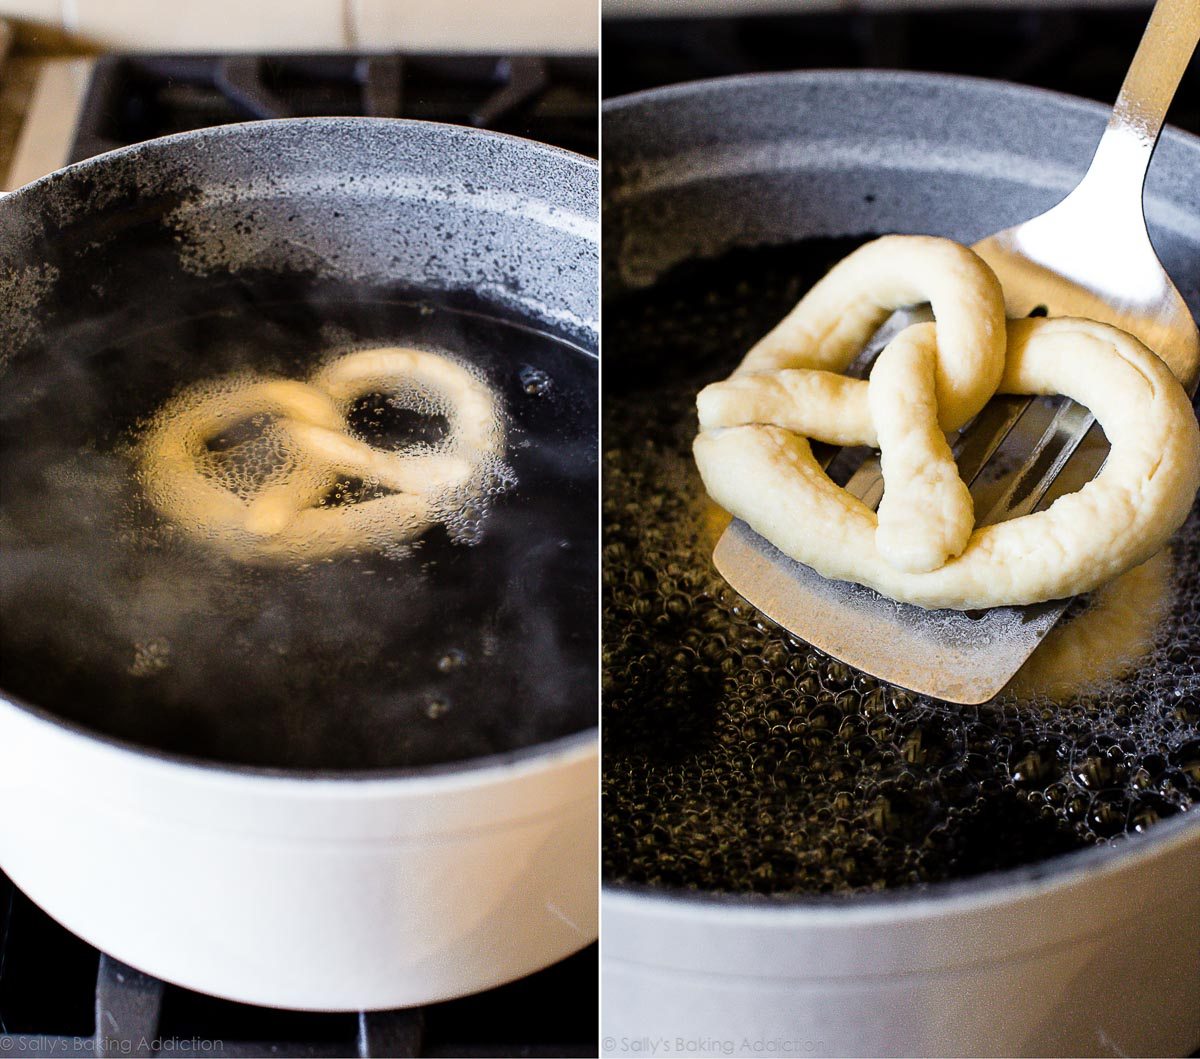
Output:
[694, 236, 1200, 610]
[138, 347, 503, 561]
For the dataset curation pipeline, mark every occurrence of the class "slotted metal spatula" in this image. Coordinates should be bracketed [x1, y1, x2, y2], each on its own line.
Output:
[714, 0, 1200, 705]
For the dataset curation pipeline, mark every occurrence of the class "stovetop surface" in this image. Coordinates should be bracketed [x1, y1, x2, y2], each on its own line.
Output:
[71, 51, 598, 164]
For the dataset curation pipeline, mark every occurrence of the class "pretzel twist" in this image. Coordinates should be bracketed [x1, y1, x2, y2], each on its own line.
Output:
[139, 347, 503, 561]
[693, 236, 1200, 611]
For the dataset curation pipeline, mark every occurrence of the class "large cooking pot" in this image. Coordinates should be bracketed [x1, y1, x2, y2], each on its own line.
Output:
[602, 72, 1199, 1057]
[0, 118, 598, 1010]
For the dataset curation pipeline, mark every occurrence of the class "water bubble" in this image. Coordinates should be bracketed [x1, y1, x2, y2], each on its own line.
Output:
[519, 366, 553, 397]
[129, 638, 171, 677]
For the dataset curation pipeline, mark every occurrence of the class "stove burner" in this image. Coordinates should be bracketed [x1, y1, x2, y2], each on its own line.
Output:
[70, 52, 598, 164]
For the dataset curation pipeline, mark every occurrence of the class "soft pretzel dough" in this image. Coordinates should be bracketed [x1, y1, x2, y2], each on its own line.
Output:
[693, 236, 1200, 611]
[703, 235, 1008, 433]
[698, 236, 1007, 572]
[140, 378, 347, 549]
[139, 347, 502, 561]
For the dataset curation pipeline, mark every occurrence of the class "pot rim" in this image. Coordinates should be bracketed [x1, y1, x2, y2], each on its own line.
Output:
[601, 67, 1200, 158]
[601, 67, 1200, 917]
[603, 805, 1198, 919]
[5, 114, 600, 200]
[0, 690, 597, 791]
[0, 114, 599, 789]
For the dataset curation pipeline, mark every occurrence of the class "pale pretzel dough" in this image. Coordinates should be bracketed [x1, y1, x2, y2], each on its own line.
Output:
[139, 347, 503, 561]
[698, 236, 1007, 572]
[693, 235, 1200, 611]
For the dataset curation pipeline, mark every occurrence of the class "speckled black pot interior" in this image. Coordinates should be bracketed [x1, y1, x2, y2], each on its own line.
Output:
[604, 71, 1199, 313]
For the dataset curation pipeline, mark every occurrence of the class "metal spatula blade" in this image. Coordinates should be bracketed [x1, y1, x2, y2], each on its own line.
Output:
[713, 0, 1200, 703]
[715, 520, 1064, 704]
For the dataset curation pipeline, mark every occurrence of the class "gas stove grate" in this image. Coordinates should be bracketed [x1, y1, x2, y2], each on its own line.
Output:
[69, 52, 597, 165]
[0, 873, 596, 1057]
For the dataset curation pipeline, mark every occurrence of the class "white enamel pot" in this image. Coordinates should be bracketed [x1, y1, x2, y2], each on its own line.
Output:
[0, 704, 596, 1010]
[0, 118, 598, 1011]
[603, 813, 1199, 1057]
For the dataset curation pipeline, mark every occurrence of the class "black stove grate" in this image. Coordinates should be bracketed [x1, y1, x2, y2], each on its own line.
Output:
[69, 52, 598, 164]
[0, 868, 595, 1057]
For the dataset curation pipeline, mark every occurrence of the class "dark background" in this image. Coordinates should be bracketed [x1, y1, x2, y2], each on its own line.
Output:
[603, 5, 1199, 136]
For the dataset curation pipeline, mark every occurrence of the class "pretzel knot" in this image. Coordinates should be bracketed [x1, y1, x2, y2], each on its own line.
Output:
[693, 235, 1200, 611]
[138, 347, 504, 562]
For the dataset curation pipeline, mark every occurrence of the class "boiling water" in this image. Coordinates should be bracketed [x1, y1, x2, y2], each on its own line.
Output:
[0, 285, 596, 770]
[603, 237, 1200, 894]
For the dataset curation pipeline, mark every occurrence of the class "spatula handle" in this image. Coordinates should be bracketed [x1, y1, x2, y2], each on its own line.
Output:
[1086, 0, 1200, 197]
